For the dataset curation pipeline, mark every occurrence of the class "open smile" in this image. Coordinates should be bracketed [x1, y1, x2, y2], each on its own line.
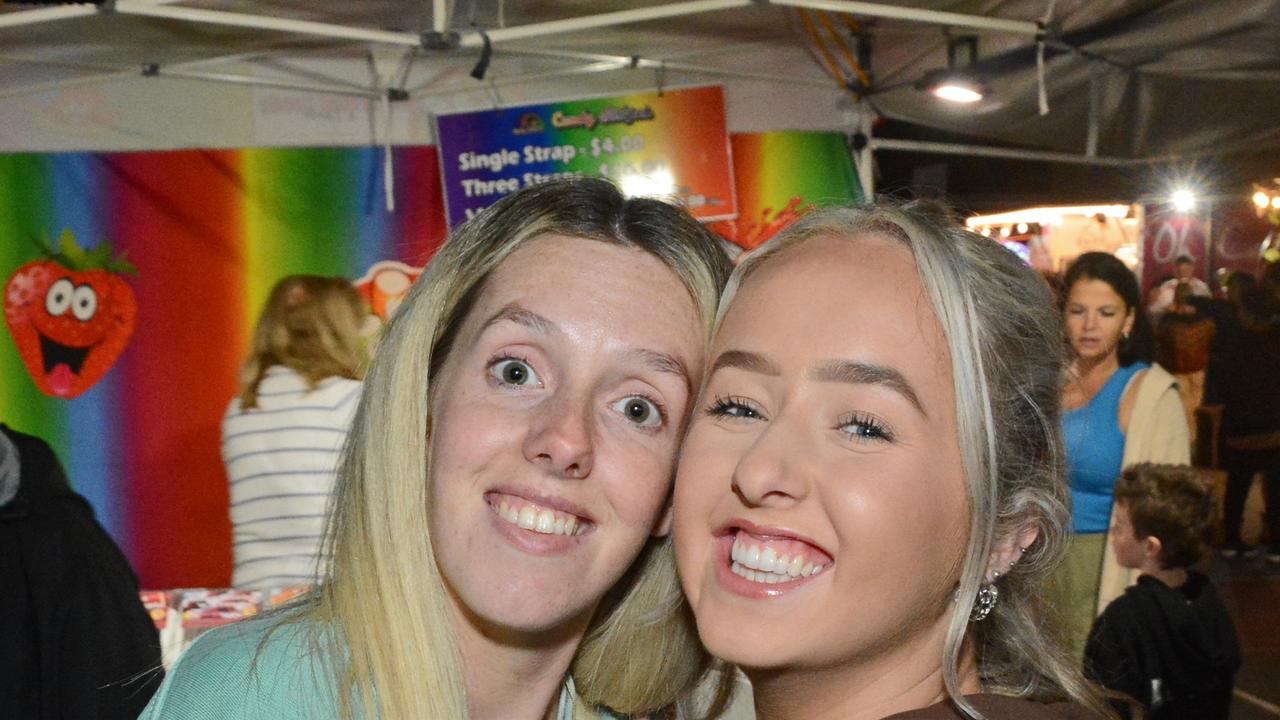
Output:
[39, 333, 93, 375]
[485, 491, 592, 537]
[714, 520, 834, 597]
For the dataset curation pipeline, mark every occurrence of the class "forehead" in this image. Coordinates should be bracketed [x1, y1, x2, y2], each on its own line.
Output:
[1067, 277, 1126, 306]
[467, 233, 703, 350]
[719, 234, 953, 391]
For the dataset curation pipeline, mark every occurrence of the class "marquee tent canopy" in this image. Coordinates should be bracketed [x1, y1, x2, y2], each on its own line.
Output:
[3, 0, 1279, 169]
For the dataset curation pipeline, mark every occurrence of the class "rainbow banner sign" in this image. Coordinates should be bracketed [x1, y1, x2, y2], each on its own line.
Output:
[435, 85, 736, 226]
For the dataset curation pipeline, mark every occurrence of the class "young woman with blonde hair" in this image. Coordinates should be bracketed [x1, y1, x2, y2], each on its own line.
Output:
[222, 274, 368, 589]
[142, 178, 736, 719]
[674, 203, 1113, 719]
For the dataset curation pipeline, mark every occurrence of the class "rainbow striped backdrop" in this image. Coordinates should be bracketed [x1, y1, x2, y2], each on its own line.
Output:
[0, 147, 446, 588]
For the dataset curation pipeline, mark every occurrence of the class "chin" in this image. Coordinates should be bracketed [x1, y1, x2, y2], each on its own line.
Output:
[694, 605, 808, 671]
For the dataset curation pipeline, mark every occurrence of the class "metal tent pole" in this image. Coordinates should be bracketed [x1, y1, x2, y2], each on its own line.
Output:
[0, 5, 96, 30]
[457, 0, 753, 47]
[770, 0, 1040, 36]
[111, 2, 421, 46]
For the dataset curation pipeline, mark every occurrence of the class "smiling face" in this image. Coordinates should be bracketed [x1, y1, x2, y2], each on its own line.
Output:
[673, 233, 970, 677]
[4, 261, 137, 398]
[426, 233, 703, 636]
[1064, 277, 1134, 364]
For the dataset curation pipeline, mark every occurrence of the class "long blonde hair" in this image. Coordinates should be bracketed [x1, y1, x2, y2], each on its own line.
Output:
[721, 202, 1113, 719]
[293, 178, 731, 718]
[238, 275, 367, 409]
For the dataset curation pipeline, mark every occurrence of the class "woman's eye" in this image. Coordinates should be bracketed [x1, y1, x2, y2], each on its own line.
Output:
[613, 396, 664, 428]
[489, 358, 541, 387]
[837, 413, 894, 444]
[705, 395, 765, 421]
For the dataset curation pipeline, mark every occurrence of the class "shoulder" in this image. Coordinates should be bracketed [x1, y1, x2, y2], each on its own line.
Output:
[139, 614, 340, 720]
[885, 695, 1105, 720]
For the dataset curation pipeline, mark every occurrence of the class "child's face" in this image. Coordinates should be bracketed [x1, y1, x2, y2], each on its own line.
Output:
[1110, 503, 1147, 569]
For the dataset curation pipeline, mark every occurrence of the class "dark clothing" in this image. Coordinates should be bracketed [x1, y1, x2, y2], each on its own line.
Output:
[1188, 297, 1237, 407]
[885, 693, 1104, 719]
[1205, 304, 1280, 546]
[1213, 318, 1280, 441]
[0, 424, 163, 720]
[1084, 572, 1240, 720]
[1222, 444, 1280, 548]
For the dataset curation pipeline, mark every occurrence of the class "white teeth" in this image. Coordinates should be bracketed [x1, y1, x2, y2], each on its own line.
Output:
[493, 499, 584, 536]
[518, 506, 537, 530]
[730, 534, 829, 585]
[536, 509, 555, 533]
[760, 547, 777, 572]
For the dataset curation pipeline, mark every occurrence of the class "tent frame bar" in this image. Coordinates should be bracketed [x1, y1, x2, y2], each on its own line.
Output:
[870, 137, 1169, 167]
[2, 0, 1043, 48]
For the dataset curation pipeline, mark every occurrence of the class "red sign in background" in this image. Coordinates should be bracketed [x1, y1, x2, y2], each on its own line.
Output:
[1210, 201, 1270, 281]
[1141, 205, 1210, 294]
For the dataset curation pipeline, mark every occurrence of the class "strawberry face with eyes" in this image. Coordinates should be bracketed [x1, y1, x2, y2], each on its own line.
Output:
[4, 231, 138, 399]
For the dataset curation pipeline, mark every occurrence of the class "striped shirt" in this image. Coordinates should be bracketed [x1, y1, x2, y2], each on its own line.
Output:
[221, 366, 361, 589]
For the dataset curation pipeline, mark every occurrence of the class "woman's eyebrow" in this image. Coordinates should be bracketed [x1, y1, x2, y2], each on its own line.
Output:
[709, 349, 780, 376]
[481, 303, 559, 335]
[631, 348, 693, 396]
[808, 360, 927, 418]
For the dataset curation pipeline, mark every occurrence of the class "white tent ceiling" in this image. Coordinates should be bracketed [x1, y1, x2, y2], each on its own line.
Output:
[1, 0, 1278, 165]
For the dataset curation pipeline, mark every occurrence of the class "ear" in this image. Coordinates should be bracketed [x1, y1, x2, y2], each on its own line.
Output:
[1143, 535, 1164, 563]
[651, 502, 674, 538]
[1123, 307, 1136, 336]
[984, 524, 1040, 583]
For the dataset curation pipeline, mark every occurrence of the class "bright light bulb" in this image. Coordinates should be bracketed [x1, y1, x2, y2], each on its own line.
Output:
[1271, 196, 1280, 210]
[1000, 226, 1011, 237]
[1254, 191, 1270, 209]
[619, 169, 676, 200]
[932, 83, 983, 103]
[1170, 189, 1196, 213]
[1016, 222, 1028, 234]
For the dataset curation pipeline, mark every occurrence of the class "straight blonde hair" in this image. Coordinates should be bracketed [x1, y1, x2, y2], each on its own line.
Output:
[720, 202, 1114, 719]
[287, 178, 731, 719]
[238, 275, 367, 409]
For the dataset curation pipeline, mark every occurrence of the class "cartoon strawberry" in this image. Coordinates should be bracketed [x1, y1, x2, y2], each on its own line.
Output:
[4, 230, 138, 399]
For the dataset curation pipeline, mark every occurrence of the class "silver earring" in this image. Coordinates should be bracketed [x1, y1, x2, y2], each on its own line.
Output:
[970, 583, 999, 622]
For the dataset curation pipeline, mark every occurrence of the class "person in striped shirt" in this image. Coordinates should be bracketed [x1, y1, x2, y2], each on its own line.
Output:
[221, 275, 367, 590]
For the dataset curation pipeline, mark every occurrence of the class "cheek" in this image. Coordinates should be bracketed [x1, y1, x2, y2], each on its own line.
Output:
[605, 439, 678, 528]
[673, 424, 732, 519]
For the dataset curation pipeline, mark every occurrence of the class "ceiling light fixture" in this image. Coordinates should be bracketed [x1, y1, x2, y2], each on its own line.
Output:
[918, 35, 985, 104]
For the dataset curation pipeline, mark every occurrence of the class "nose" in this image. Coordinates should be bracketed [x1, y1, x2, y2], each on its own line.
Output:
[730, 419, 807, 508]
[522, 392, 595, 479]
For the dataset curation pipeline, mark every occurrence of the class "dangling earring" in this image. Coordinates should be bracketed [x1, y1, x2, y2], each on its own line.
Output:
[970, 582, 999, 622]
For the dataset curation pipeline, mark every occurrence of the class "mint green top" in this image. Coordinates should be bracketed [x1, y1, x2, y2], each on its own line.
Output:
[138, 614, 629, 720]
[139, 615, 346, 719]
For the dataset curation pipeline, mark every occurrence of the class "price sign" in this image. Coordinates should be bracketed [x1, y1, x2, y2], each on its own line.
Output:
[434, 86, 736, 227]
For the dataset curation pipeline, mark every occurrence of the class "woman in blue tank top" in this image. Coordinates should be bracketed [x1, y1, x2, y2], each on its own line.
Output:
[1052, 252, 1159, 658]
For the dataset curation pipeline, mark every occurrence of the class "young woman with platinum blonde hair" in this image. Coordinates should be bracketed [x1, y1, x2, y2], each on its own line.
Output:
[673, 203, 1114, 719]
[140, 177, 737, 720]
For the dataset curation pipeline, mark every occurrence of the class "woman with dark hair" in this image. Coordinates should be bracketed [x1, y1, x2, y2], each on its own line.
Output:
[1052, 252, 1189, 658]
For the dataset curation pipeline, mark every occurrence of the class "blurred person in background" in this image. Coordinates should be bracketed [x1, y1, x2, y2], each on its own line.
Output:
[0, 423, 162, 719]
[1052, 252, 1190, 658]
[1216, 263, 1280, 561]
[222, 275, 367, 590]
[1085, 464, 1239, 720]
[1148, 255, 1210, 324]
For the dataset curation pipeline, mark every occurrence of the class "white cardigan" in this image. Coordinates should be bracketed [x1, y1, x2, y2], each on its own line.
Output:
[1095, 362, 1191, 613]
